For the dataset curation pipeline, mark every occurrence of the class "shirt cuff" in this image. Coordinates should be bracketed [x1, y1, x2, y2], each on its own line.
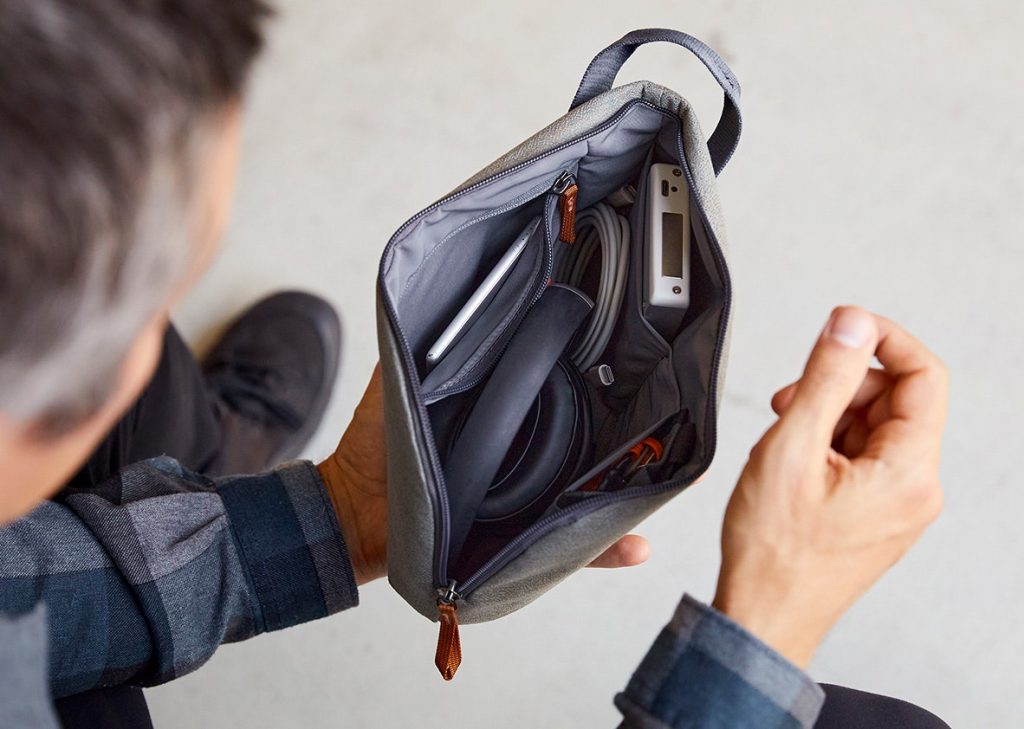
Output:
[217, 461, 359, 633]
[616, 594, 824, 729]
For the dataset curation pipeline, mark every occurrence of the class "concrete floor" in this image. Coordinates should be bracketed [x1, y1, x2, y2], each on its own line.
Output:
[150, 1, 1023, 726]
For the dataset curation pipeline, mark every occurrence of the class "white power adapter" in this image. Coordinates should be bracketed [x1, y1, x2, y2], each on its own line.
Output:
[644, 163, 691, 339]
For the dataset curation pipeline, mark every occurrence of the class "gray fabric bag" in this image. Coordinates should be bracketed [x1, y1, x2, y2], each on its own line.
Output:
[376, 28, 741, 677]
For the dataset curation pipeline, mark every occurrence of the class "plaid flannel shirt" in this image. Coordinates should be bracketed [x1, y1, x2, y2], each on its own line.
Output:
[0, 456, 823, 727]
[0, 457, 357, 699]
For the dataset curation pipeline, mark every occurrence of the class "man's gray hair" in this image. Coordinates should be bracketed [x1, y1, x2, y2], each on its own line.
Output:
[0, 0, 269, 431]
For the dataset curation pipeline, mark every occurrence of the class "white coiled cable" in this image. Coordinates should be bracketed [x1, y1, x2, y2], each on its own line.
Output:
[553, 202, 629, 371]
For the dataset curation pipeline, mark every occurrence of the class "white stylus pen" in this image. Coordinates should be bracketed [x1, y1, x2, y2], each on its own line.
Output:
[426, 216, 542, 367]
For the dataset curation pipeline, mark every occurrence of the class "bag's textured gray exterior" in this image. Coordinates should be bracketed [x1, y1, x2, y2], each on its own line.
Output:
[379, 80, 732, 624]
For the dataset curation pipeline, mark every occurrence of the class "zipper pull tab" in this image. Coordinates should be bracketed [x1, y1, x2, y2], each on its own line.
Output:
[553, 172, 578, 244]
[435, 583, 462, 681]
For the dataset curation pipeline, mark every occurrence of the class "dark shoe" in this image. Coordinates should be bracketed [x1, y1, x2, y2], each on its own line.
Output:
[203, 291, 341, 474]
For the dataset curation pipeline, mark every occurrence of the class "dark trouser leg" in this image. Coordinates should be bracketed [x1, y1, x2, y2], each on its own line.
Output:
[816, 684, 951, 729]
[55, 325, 223, 729]
[65, 325, 223, 489]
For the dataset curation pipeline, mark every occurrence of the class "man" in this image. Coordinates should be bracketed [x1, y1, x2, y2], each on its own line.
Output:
[0, 2, 950, 727]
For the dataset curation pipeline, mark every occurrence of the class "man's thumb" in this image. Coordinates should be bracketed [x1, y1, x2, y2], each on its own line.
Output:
[781, 307, 878, 443]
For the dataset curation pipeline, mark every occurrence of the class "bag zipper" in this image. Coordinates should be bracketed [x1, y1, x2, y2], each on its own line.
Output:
[435, 581, 462, 680]
[378, 101, 732, 661]
[554, 171, 578, 243]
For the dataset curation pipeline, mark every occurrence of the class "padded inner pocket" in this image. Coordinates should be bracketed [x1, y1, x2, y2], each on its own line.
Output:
[395, 179, 558, 365]
[419, 207, 549, 401]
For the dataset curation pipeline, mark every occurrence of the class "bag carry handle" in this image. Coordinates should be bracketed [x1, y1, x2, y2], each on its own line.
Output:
[570, 28, 742, 175]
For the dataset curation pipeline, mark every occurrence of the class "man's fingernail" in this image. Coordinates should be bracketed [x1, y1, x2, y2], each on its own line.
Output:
[825, 308, 872, 348]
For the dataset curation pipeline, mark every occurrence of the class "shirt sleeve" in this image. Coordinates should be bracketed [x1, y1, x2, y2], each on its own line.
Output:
[0, 606, 60, 729]
[0, 457, 358, 698]
[616, 594, 825, 729]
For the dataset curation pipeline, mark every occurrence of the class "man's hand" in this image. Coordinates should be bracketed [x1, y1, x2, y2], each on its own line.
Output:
[318, 366, 389, 585]
[319, 365, 650, 585]
[712, 307, 948, 667]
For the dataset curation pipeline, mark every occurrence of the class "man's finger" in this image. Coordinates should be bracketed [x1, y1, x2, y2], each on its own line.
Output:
[856, 317, 949, 466]
[872, 316, 949, 429]
[588, 534, 650, 568]
[770, 383, 797, 415]
[780, 307, 879, 444]
[772, 368, 891, 416]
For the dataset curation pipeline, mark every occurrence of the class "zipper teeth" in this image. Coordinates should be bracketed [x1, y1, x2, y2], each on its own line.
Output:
[377, 100, 730, 591]
[425, 189, 564, 402]
[456, 120, 735, 599]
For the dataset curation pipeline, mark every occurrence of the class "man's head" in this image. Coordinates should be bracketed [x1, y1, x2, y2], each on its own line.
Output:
[0, 0, 270, 521]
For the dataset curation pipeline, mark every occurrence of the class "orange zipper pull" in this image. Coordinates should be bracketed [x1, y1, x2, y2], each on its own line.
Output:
[435, 585, 462, 680]
[553, 171, 578, 244]
[559, 183, 578, 244]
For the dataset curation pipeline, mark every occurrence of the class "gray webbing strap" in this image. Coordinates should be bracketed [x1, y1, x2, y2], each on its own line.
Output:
[570, 28, 742, 175]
